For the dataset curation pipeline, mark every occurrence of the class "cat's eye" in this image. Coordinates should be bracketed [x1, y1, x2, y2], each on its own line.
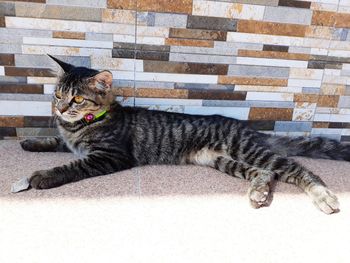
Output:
[55, 91, 62, 99]
[73, 96, 84, 104]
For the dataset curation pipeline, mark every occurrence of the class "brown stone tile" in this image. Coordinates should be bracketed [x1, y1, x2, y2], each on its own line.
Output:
[278, 0, 311, 9]
[311, 55, 350, 64]
[305, 26, 333, 39]
[294, 94, 319, 103]
[0, 84, 43, 94]
[165, 38, 214, 48]
[307, 61, 342, 69]
[328, 122, 350, 129]
[0, 54, 15, 66]
[237, 20, 306, 37]
[311, 11, 336, 27]
[0, 17, 5, 27]
[114, 87, 134, 97]
[137, 0, 192, 14]
[53, 31, 85, 40]
[169, 28, 227, 41]
[313, 122, 329, 128]
[238, 50, 310, 61]
[0, 116, 24, 128]
[144, 61, 228, 75]
[188, 90, 246, 100]
[107, 0, 136, 9]
[218, 76, 288, 86]
[4, 67, 55, 77]
[334, 13, 350, 28]
[263, 45, 289, 52]
[114, 43, 170, 52]
[249, 108, 293, 121]
[136, 88, 188, 99]
[317, 95, 339, 107]
[136, 51, 169, 61]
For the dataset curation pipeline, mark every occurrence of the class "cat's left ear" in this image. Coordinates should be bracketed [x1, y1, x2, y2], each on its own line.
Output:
[90, 71, 113, 92]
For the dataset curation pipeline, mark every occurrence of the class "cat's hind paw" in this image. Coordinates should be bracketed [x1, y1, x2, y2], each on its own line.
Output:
[310, 186, 340, 214]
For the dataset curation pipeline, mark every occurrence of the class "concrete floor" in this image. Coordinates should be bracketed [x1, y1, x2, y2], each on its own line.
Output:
[0, 140, 349, 263]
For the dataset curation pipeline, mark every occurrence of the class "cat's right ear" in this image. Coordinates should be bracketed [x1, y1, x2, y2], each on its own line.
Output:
[47, 54, 75, 73]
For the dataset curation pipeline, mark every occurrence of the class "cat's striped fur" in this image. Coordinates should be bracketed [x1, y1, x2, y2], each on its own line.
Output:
[21, 56, 348, 214]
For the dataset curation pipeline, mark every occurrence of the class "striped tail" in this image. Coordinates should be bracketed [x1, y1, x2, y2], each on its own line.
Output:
[264, 135, 350, 161]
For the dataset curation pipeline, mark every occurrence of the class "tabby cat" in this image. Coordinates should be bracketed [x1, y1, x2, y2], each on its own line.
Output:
[20, 55, 349, 214]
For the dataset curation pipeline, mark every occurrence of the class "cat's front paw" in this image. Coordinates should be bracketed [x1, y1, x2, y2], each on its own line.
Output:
[29, 170, 57, 189]
[309, 186, 340, 214]
[20, 139, 39, 152]
[248, 184, 270, 209]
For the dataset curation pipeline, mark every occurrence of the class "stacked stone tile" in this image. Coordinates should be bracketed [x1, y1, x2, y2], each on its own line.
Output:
[1, 0, 350, 140]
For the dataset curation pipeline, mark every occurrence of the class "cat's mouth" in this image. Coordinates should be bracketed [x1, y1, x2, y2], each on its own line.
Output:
[55, 110, 84, 123]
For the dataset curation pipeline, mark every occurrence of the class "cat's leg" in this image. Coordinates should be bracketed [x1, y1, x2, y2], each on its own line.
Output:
[29, 152, 132, 189]
[20, 136, 70, 152]
[250, 149, 339, 214]
[212, 156, 276, 208]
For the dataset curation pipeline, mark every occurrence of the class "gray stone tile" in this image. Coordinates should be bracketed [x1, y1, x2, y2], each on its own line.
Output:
[170, 45, 237, 56]
[15, 2, 102, 22]
[338, 96, 350, 108]
[46, 0, 107, 8]
[0, 94, 52, 101]
[155, 13, 187, 28]
[288, 46, 311, 54]
[15, 55, 90, 69]
[170, 53, 235, 64]
[135, 81, 174, 89]
[137, 12, 155, 26]
[0, 28, 51, 44]
[228, 65, 290, 78]
[187, 15, 237, 31]
[302, 87, 320, 94]
[264, 6, 312, 25]
[274, 121, 312, 132]
[203, 100, 295, 108]
[16, 128, 58, 137]
[0, 44, 21, 53]
[213, 0, 278, 5]
[85, 32, 113, 41]
[0, 2, 15, 16]
[175, 83, 234, 90]
[0, 76, 27, 83]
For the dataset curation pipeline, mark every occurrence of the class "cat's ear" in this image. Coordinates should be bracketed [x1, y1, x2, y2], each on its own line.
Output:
[47, 54, 75, 73]
[90, 71, 113, 92]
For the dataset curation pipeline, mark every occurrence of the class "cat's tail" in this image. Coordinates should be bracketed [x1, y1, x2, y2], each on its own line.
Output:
[263, 135, 350, 161]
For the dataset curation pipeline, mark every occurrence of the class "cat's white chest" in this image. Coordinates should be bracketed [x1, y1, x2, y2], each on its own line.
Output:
[58, 126, 89, 159]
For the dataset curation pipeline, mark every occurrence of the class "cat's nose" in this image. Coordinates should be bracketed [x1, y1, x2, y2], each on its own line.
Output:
[57, 103, 69, 114]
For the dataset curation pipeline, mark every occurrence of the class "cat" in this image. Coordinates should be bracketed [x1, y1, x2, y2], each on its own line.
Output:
[20, 55, 349, 214]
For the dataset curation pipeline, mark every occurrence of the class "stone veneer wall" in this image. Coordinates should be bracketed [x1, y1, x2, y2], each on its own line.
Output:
[1, 0, 350, 140]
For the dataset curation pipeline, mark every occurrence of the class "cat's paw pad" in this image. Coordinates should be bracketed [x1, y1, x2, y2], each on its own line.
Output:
[29, 171, 55, 189]
[310, 186, 339, 214]
[248, 185, 270, 209]
[20, 139, 38, 152]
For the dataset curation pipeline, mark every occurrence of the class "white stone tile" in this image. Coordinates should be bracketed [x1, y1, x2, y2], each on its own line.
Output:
[47, 0, 106, 8]
[184, 106, 250, 120]
[330, 114, 350, 122]
[288, 79, 322, 87]
[23, 37, 112, 49]
[338, 5, 350, 13]
[0, 66, 4, 76]
[22, 45, 111, 57]
[293, 108, 316, 121]
[136, 36, 165, 45]
[289, 68, 324, 80]
[234, 85, 302, 93]
[264, 6, 312, 25]
[135, 72, 218, 84]
[323, 75, 348, 85]
[27, 77, 57, 84]
[324, 69, 341, 76]
[311, 2, 338, 11]
[328, 50, 350, 57]
[113, 34, 135, 43]
[312, 128, 343, 134]
[329, 41, 350, 50]
[246, 92, 294, 101]
[303, 38, 330, 49]
[110, 71, 134, 81]
[313, 114, 331, 122]
[137, 26, 169, 38]
[192, 0, 265, 20]
[343, 64, 350, 70]
[44, 84, 56, 95]
[0, 100, 52, 116]
[171, 45, 237, 56]
[5, 17, 135, 35]
[136, 98, 202, 106]
[91, 57, 143, 71]
[154, 13, 187, 28]
[227, 32, 303, 46]
[236, 57, 308, 68]
[310, 48, 328, 55]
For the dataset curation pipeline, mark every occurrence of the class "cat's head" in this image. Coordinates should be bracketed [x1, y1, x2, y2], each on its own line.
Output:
[49, 55, 115, 123]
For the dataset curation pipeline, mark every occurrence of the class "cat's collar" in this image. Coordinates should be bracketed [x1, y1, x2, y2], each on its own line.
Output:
[83, 109, 108, 124]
